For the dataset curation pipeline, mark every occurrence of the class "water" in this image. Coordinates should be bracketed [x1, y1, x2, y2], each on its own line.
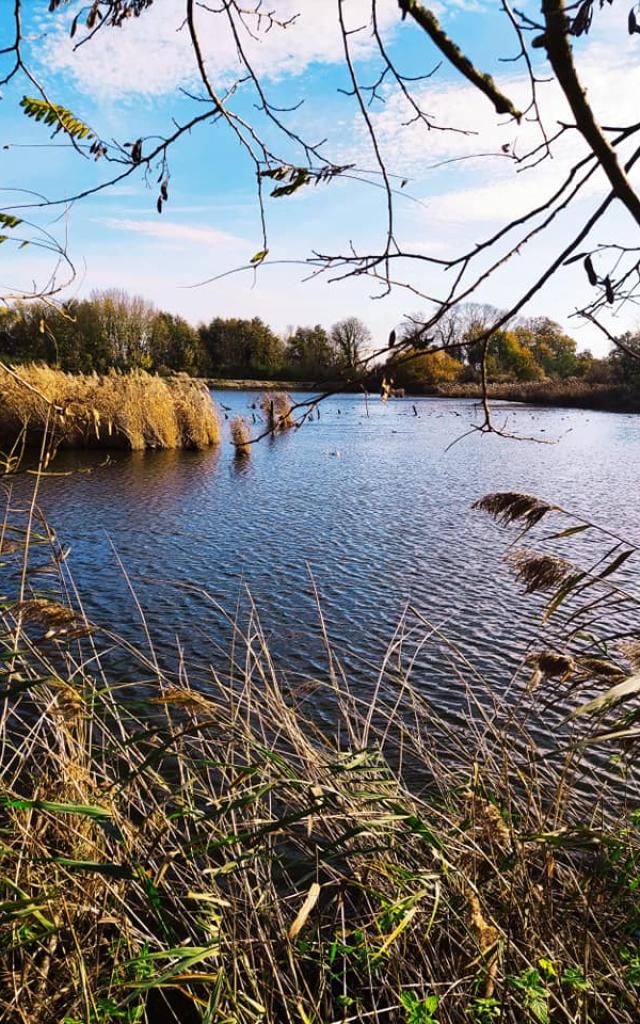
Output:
[9, 392, 640, 719]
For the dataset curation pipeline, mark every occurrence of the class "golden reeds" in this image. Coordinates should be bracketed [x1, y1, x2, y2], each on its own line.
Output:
[260, 390, 294, 432]
[229, 414, 251, 456]
[1, 577, 637, 1022]
[2, 492, 639, 1024]
[0, 364, 220, 453]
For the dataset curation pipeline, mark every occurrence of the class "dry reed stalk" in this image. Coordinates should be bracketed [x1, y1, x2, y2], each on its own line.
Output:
[260, 390, 294, 432]
[229, 414, 251, 456]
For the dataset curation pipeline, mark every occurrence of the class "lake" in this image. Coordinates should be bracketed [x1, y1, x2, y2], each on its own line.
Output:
[9, 391, 640, 725]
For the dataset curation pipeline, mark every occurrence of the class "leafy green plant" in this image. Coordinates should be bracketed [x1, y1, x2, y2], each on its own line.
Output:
[468, 996, 501, 1023]
[400, 991, 439, 1024]
[508, 968, 550, 1023]
[620, 947, 640, 986]
[561, 966, 591, 992]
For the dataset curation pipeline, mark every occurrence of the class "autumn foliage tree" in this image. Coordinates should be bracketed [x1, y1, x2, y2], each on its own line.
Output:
[389, 348, 464, 390]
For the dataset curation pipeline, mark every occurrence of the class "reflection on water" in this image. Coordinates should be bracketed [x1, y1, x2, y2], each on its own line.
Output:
[9, 391, 640, 721]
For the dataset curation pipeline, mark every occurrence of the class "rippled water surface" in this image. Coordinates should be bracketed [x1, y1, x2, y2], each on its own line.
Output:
[13, 392, 640, 715]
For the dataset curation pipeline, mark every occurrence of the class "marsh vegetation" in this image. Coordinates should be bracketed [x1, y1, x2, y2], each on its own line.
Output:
[1, 492, 640, 1024]
[0, 364, 220, 465]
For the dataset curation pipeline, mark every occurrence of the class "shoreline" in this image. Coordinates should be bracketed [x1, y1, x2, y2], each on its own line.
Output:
[201, 377, 318, 391]
[427, 379, 640, 413]
[201, 375, 640, 414]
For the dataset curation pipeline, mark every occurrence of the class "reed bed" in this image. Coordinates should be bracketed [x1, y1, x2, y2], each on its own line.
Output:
[0, 364, 220, 456]
[260, 391, 294, 432]
[434, 378, 636, 412]
[230, 414, 251, 456]
[0, 497, 638, 1024]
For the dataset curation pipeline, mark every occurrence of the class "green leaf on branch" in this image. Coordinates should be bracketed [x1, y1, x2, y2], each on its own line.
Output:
[0, 213, 22, 230]
[20, 96, 94, 141]
[260, 163, 354, 199]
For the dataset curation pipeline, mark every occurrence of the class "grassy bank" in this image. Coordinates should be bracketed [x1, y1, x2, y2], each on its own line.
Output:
[430, 378, 640, 412]
[200, 377, 316, 392]
[0, 365, 220, 460]
[1, 497, 639, 1024]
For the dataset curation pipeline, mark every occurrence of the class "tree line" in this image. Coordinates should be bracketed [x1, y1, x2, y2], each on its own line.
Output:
[0, 289, 627, 389]
[387, 304, 605, 392]
[0, 290, 373, 382]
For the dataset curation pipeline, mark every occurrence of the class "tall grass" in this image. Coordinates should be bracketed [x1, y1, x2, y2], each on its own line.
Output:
[0, 364, 220, 457]
[1, 494, 639, 1023]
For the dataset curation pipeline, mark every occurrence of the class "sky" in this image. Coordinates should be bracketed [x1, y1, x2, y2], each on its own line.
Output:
[1, 0, 640, 355]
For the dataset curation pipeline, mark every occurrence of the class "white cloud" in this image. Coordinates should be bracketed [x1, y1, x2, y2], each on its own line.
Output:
[38, 0, 400, 99]
[421, 163, 609, 225]
[341, 34, 640, 230]
[100, 217, 247, 248]
[345, 29, 640, 173]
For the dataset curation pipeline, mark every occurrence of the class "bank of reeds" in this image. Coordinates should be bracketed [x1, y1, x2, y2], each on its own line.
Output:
[0, 364, 220, 458]
[433, 377, 639, 412]
[1, 498, 639, 1024]
[230, 414, 251, 456]
[260, 390, 294, 432]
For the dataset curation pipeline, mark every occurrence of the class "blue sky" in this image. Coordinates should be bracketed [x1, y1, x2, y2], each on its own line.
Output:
[1, 0, 639, 355]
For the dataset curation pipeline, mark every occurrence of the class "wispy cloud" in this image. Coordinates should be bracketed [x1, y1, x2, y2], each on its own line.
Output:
[343, 35, 640, 227]
[99, 218, 247, 248]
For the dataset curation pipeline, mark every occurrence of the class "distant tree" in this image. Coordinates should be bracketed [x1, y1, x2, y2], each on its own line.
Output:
[72, 298, 113, 372]
[608, 332, 640, 388]
[0, 302, 50, 364]
[578, 350, 610, 382]
[45, 302, 94, 372]
[329, 317, 372, 371]
[513, 318, 580, 379]
[0, 291, 164, 373]
[149, 313, 202, 374]
[397, 312, 551, 384]
[284, 325, 336, 380]
[443, 305, 506, 366]
[388, 348, 464, 391]
[401, 305, 513, 377]
[105, 290, 156, 368]
[486, 330, 544, 382]
[199, 317, 284, 378]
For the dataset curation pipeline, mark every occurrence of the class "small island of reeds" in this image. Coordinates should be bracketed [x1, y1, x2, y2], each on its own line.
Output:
[0, 364, 220, 459]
